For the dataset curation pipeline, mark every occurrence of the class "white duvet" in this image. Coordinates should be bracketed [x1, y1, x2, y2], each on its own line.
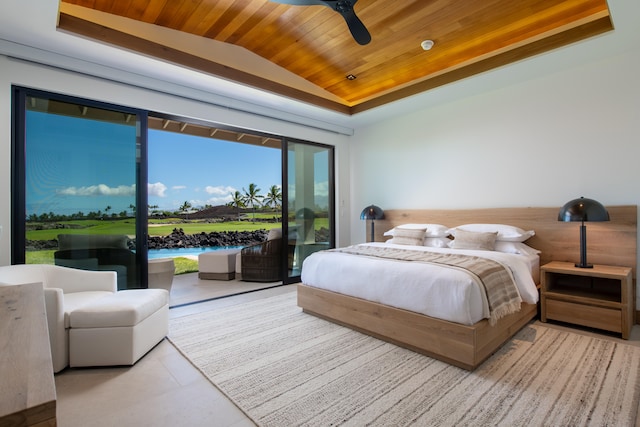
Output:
[300, 242, 539, 326]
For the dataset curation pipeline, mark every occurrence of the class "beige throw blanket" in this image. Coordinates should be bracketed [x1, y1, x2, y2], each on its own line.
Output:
[334, 245, 522, 325]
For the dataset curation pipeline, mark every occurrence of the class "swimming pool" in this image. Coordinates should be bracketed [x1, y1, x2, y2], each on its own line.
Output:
[147, 246, 243, 259]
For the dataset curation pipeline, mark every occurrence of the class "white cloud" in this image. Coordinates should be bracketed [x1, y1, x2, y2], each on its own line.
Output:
[207, 194, 234, 206]
[205, 185, 237, 196]
[315, 181, 329, 197]
[148, 182, 168, 197]
[57, 184, 136, 197]
[172, 185, 187, 191]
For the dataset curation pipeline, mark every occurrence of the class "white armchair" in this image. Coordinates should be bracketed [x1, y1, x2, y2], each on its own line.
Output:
[0, 264, 117, 372]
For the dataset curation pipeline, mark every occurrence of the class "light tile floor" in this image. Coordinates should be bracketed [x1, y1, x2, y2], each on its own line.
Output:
[54, 276, 640, 427]
[55, 282, 296, 427]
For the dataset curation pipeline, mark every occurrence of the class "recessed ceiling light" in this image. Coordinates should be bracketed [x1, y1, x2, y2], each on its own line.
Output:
[346, 74, 357, 80]
[421, 40, 434, 51]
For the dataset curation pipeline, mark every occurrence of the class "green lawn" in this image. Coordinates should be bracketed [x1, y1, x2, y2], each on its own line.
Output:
[27, 217, 283, 240]
[25, 216, 328, 275]
[26, 250, 199, 275]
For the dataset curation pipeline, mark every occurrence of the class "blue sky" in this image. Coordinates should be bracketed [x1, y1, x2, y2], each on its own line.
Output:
[26, 111, 281, 216]
[148, 129, 281, 212]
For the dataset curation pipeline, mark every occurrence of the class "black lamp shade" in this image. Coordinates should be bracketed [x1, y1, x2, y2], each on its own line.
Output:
[360, 205, 384, 220]
[558, 197, 609, 268]
[558, 197, 610, 223]
[360, 205, 384, 242]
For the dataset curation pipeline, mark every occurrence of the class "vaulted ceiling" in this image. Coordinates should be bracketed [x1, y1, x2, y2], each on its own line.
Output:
[57, 0, 612, 115]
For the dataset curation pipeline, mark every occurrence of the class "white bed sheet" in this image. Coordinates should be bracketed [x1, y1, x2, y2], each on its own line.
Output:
[300, 242, 539, 326]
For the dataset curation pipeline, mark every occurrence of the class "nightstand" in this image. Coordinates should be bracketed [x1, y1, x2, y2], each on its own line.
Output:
[540, 261, 633, 339]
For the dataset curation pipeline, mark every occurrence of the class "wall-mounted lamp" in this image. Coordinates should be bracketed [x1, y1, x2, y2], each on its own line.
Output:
[558, 196, 609, 268]
[360, 205, 384, 242]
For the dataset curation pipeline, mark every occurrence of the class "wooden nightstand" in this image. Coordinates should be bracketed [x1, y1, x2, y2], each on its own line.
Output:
[540, 261, 633, 339]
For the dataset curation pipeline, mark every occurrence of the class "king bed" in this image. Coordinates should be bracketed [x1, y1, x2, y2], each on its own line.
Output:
[298, 206, 637, 370]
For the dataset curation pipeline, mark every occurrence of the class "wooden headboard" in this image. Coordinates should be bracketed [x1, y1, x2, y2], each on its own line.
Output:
[374, 206, 637, 279]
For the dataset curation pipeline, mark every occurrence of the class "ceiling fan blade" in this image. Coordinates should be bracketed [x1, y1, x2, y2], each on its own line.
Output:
[337, 7, 371, 45]
[270, 0, 371, 45]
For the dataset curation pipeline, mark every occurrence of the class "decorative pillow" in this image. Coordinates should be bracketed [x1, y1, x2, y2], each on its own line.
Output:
[391, 227, 426, 246]
[447, 224, 534, 242]
[494, 241, 541, 256]
[449, 229, 498, 251]
[383, 223, 450, 238]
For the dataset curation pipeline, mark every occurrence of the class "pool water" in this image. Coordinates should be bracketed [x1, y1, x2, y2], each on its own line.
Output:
[147, 246, 243, 259]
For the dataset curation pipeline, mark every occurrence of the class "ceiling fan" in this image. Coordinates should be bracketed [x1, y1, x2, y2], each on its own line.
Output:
[271, 0, 371, 45]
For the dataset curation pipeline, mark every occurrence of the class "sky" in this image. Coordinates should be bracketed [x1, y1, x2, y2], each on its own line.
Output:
[148, 129, 281, 212]
[25, 111, 281, 216]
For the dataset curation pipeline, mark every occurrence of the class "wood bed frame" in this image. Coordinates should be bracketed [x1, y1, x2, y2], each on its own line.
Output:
[298, 206, 637, 370]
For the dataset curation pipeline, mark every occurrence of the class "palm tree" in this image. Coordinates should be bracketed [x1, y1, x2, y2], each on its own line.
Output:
[228, 190, 246, 220]
[179, 201, 192, 219]
[148, 204, 159, 217]
[263, 185, 282, 211]
[243, 183, 263, 221]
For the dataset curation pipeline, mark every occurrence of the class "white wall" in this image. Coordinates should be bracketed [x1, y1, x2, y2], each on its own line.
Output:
[351, 47, 640, 211]
[0, 55, 352, 266]
[349, 40, 640, 308]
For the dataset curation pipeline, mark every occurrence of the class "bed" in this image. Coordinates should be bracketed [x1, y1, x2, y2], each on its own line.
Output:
[298, 206, 637, 370]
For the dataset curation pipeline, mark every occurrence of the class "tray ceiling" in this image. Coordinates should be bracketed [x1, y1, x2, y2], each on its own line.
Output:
[58, 0, 612, 115]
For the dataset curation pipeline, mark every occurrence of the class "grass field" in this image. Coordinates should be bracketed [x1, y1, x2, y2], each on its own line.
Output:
[25, 250, 199, 274]
[27, 215, 284, 240]
[25, 215, 327, 275]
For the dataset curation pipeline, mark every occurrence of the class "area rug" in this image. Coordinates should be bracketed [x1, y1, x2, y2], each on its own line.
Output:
[168, 292, 640, 426]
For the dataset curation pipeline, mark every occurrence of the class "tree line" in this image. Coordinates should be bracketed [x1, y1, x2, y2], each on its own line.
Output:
[26, 183, 282, 223]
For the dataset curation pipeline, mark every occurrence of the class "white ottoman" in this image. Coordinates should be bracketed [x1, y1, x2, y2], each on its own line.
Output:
[198, 249, 241, 280]
[148, 258, 175, 292]
[68, 289, 169, 367]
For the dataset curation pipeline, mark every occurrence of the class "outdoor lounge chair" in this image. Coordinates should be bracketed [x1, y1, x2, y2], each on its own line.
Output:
[240, 229, 283, 282]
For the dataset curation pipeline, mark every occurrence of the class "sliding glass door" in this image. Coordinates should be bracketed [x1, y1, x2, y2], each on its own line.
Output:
[12, 88, 147, 289]
[12, 87, 334, 288]
[284, 139, 334, 283]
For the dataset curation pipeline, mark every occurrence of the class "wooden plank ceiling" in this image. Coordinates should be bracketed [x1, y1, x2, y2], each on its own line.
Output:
[58, 0, 612, 115]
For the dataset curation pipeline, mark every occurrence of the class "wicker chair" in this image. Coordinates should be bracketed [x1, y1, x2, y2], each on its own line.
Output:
[240, 237, 283, 282]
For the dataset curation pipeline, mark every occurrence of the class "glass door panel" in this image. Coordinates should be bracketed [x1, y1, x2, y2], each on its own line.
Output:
[19, 94, 143, 289]
[285, 140, 334, 283]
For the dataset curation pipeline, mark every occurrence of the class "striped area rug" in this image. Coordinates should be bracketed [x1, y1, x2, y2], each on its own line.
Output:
[168, 292, 640, 426]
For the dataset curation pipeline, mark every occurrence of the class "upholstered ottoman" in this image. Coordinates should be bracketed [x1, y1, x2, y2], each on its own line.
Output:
[68, 289, 169, 367]
[198, 249, 241, 280]
[148, 258, 175, 292]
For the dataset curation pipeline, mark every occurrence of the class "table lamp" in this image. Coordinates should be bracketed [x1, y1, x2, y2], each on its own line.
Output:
[360, 205, 384, 242]
[558, 197, 609, 268]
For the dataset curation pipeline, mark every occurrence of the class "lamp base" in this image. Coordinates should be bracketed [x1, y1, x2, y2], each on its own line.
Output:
[575, 262, 594, 268]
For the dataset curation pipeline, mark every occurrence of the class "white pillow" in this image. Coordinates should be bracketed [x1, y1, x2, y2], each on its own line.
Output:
[383, 223, 450, 238]
[449, 229, 498, 251]
[494, 241, 541, 256]
[424, 237, 451, 248]
[447, 224, 534, 242]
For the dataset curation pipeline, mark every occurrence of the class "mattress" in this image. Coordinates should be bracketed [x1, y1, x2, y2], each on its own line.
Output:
[300, 242, 539, 326]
